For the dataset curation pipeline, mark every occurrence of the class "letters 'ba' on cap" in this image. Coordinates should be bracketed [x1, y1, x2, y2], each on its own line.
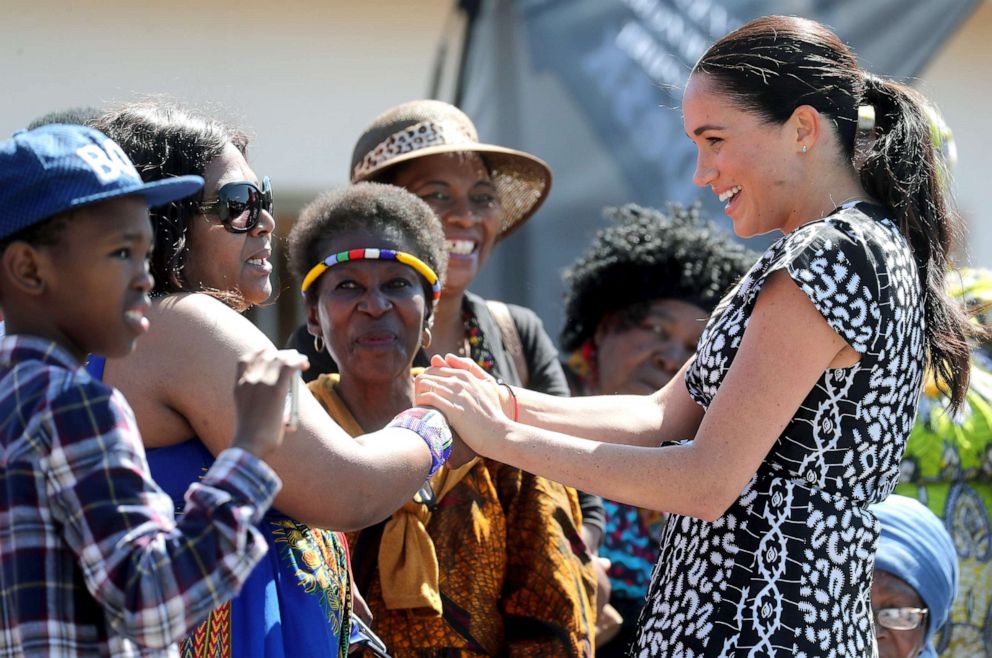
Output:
[0, 123, 204, 241]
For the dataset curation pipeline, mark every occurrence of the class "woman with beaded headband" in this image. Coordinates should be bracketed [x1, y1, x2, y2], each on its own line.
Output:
[416, 15, 976, 657]
[288, 99, 600, 649]
[289, 99, 561, 391]
[289, 181, 595, 656]
[89, 101, 456, 658]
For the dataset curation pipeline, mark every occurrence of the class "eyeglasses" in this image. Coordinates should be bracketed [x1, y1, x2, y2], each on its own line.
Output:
[198, 177, 272, 233]
[875, 607, 928, 631]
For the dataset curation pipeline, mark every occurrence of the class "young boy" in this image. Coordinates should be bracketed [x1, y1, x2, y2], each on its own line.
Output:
[0, 124, 304, 656]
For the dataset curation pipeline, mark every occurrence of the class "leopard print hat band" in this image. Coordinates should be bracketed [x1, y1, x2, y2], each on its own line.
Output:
[351, 120, 474, 182]
[349, 100, 552, 239]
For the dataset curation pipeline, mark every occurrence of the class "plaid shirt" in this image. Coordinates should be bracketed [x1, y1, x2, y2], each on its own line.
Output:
[0, 335, 281, 657]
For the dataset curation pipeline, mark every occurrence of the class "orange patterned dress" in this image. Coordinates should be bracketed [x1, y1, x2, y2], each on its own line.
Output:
[309, 374, 597, 657]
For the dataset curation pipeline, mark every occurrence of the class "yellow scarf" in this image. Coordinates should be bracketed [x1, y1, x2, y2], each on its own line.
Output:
[308, 372, 479, 616]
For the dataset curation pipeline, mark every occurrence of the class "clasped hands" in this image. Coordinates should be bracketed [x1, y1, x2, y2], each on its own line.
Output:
[415, 354, 515, 464]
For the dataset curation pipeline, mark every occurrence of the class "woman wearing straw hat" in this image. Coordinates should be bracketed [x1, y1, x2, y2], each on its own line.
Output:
[347, 101, 555, 379]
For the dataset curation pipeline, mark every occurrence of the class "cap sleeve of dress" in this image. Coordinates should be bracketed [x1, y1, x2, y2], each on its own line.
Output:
[778, 216, 884, 355]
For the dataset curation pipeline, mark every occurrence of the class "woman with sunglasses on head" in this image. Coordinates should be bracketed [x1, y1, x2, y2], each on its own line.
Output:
[416, 15, 975, 656]
[89, 101, 457, 658]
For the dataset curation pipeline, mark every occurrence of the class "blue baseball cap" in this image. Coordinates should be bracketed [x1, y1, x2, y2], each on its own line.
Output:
[0, 123, 204, 242]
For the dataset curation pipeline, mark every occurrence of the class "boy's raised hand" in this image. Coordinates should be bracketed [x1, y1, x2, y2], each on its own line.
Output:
[231, 349, 309, 458]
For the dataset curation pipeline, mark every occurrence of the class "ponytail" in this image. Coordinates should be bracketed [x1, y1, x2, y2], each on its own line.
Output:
[859, 74, 971, 410]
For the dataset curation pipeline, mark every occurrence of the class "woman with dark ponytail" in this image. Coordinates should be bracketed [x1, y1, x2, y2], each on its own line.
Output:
[414, 15, 973, 656]
[858, 74, 972, 407]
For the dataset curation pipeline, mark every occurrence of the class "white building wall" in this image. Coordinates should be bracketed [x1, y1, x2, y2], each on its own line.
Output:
[1, 0, 453, 196]
[918, 0, 992, 267]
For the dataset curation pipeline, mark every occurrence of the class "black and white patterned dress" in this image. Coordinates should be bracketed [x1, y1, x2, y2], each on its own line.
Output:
[634, 203, 925, 657]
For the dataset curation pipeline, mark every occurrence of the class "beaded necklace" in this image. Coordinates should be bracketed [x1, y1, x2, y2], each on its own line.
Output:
[461, 308, 496, 372]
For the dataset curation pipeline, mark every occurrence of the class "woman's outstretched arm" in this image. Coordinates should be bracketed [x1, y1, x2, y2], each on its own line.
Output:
[424, 354, 703, 449]
[418, 271, 852, 521]
[106, 293, 434, 531]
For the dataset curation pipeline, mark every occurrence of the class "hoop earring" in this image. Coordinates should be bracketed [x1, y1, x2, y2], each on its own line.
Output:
[313, 334, 325, 354]
[421, 327, 433, 350]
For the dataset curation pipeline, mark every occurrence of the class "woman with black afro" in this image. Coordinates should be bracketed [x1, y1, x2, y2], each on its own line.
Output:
[559, 203, 755, 656]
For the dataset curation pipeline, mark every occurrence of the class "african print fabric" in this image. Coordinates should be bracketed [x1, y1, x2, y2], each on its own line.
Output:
[147, 437, 352, 658]
[310, 375, 597, 657]
[600, 501, 666, 602]
[636, 203, 925, 657]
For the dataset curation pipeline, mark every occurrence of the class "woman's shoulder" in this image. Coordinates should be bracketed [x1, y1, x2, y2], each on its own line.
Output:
[151, 291, 251, 321]
[466, 293, 553, 347]
[147, 292, 271, 351]
[470, 293, 569, 393]
[124, 292, 274, 398]
[466, 291, 539, 322]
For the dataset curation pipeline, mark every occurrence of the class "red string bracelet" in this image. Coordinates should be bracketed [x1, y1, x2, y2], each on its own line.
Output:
[495, 379, 519, 422]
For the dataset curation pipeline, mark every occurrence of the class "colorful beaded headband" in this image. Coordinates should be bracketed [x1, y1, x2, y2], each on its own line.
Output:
[300, 248, 442, 301]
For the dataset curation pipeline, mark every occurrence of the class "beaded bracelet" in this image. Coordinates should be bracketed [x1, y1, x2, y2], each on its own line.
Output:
[495, 379, 519, 422]
[387, 407, 453, 479]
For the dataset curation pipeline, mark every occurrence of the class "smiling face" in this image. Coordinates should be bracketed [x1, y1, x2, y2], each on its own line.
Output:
[33, 196, 154, 361]
[683, 74, 806, 238]
[872, 570, 928, 658]
[389, 152, 501, 295]
[593, 298, 708, 395]
[306, 228, 429, 384]
[182, 143, 274, 305]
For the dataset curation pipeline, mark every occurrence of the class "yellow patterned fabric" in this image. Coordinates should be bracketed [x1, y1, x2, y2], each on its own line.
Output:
[377, 457, 481, 613]
[897, 364, 992, 657]
[308, 374, 597, 657]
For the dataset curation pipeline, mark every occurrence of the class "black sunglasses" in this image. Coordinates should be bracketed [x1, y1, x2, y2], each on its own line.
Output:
[198, 177, 273, 233]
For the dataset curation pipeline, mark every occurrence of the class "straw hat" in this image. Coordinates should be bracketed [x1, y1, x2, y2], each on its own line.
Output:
[350, 100, 552, 240]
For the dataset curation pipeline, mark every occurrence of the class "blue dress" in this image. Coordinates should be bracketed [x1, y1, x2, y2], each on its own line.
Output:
[146, 438, 352, 658]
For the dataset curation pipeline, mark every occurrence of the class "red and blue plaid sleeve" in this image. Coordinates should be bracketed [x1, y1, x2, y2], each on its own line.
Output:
[45, 380, 280, 650]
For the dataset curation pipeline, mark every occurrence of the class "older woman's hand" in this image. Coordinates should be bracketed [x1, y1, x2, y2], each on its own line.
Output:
[415, 355, 511, 456]
[445, 431, 478, 469]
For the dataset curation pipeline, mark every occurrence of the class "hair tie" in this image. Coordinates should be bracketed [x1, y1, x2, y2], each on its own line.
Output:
[300, 247, 441, 301]
[495, 378, 519, 422]
[857, 105, 876, 132]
